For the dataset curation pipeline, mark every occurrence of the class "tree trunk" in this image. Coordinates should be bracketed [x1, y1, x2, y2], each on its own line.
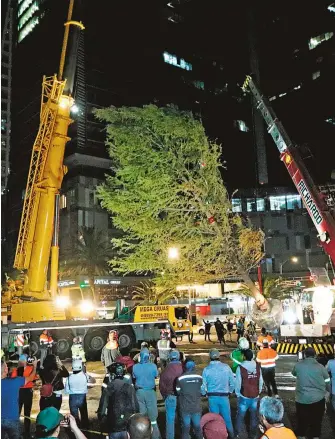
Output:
[239, 270, 268, 311]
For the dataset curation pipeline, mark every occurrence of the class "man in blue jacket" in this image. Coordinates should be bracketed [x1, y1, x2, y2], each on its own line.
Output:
[202, 349, 235, 438]
[133, 349, 160, 439]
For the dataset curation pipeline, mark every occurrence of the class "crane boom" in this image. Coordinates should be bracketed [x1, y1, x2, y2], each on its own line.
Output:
[13, 0, 84, 299]
[243, 75, 335, 267]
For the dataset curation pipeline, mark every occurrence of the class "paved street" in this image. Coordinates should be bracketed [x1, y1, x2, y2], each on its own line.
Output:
[25, 335, 335, 439]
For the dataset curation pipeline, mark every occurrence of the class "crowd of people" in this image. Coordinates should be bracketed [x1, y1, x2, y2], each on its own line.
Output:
[1, 327, 335, 439]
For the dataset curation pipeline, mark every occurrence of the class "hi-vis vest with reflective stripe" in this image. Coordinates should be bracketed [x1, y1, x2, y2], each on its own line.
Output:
[256, 348, 278, 368]
[261, 425, 297, 439]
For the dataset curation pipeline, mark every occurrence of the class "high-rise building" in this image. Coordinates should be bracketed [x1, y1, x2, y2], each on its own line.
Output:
[1, 0, 14, 194]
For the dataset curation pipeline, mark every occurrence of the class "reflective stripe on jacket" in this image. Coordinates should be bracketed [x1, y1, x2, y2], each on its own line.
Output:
[256, 348, 278, 368]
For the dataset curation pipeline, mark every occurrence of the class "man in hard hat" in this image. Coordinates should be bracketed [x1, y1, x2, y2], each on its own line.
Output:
[230, 337, 250, 374]
[202, 349, 235, 438]
[256, 340, 279, 397]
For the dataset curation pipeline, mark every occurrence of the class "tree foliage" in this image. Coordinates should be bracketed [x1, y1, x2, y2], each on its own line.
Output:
[95, 105, 264, 297]
[132, 281, 177, 305]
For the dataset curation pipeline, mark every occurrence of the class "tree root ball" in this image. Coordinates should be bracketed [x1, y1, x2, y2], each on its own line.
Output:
[251, 299, 283, 331]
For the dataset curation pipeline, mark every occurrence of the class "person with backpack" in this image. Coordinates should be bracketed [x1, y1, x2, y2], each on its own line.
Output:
[39, 354, 69, 411]
[235, 349, 263, 439]
[65, 359, 96, 428]
[11, 355, 39, 438]
[98, 363, 139, 439]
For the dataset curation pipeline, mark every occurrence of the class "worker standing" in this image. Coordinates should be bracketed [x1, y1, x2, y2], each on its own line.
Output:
[202, 349, 235, 438]
[326, 353, 335, 411]
[292, 347, 330, 439]
[132, 350, 161, 439]
[256, 340, 279, 397]
[157, 330, 172, 370]
[257, 328, 274, 349]
[159, 350, 183, 439]
[101, 330, 121, 372]
[204, 321, 212, 342]
[39, 329, 54, 369]
[230, 337, 250, 374]
[214, 318, 225, 345]
[72, 337, 86, 372]
[11, 355, 39, 438]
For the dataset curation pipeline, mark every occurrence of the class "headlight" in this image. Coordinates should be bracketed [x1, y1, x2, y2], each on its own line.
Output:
[177, 321, 183, 328]
[55, 296, 70, 308]
[80, 300, 94, 313]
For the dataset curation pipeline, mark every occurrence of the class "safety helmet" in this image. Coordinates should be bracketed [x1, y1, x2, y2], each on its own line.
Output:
[238, 337, 250, 350]
[72, 359, 83, 372]
[209, 349, 220, 360]
[169, 350, 180, 361]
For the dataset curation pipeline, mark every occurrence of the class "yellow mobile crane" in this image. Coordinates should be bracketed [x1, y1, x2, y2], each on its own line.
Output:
[1, 1, 191, 359]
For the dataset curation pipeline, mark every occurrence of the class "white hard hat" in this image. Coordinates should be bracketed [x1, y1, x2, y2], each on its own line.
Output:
[238, 337, 249, 350]
[72, 359, 83, 371]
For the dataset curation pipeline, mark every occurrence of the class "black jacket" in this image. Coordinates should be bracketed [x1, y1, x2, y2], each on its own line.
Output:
[98, 378, 139, 432]
[40, 366, 69, 392]
[176, 371, 203, 413]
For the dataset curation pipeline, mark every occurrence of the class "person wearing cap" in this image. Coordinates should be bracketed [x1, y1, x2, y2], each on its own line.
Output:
[98, 363, 139, 439]
[235, 349, 263, 439]
[176, 358, 203, 439]
[257, 328, 274, 349]
[11, 355, 39, 438]
[202, 349, 235, 438]
[256, 339, 279, 397]
[35, 408, 87, 439]
[1, 357, 38, 439]
[132, 349, 160, 439]
[64, 359, 96, 428]
[159, 349, 183, 439]
[259, 397, 297, 439]
[101, 330, 121, 372]
[230, 337, 249, 374]
[292, 346, 331, 439]
[200, 413, 228, 439]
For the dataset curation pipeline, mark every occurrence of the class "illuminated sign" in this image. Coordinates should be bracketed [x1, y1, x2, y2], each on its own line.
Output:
[58, 278, 121, 287]
[163, 52, 192, 71]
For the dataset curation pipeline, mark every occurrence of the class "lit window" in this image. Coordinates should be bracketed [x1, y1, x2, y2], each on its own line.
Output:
[269, 195, 286, 211]
[232, 198, 242, 212]
[18, 0, 34, 17]
[325, 117, 335, 125]
[60, 195, 67, 209]
[312, 71, 320, 80]
[286, 194, 302, 210]
[192, 80, 205, 90]
[278, 92, 287, 98]
[308, 32, 334, 50]
[247, 198, 256, 212]
[236, 120, 249, 132]
[18, 16, 39, 42]
[18, 2, 39, 30]
[328, 3, 335, 13]
[293, 85, 301, 90]
[163, 51, 192, 71]
[256, 198, 265, 212]
[269, 96, 276, 101]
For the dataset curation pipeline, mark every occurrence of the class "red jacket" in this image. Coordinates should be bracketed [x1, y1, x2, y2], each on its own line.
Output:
[159, 361, 183, 398]
[11, 365, 38, 389]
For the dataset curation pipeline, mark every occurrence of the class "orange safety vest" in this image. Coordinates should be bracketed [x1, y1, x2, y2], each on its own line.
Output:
[11, 365, 38, 389]
[257, 334, 274, 347]
[256, 347, 278, 368]
[261, 426, 297, 439]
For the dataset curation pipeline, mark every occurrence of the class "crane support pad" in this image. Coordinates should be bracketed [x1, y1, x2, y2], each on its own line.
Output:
[276, 342, 334, 355]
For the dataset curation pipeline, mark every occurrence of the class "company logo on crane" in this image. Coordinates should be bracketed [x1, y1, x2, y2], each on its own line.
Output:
[297, 180, 323, 226]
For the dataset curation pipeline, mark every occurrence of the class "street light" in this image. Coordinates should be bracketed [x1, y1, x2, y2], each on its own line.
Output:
[168, 247, 179, 260]
[280, 256, 298, 274]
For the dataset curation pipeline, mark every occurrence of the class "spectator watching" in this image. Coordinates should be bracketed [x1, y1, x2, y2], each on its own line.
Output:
[127, 414, 152, 439]
[259, 397, 296, 439]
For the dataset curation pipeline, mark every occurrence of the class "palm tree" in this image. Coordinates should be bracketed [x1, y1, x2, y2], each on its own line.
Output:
[242, 276, 293, 301]
[132, 281, 176, 305]
[60, 227, 114, 298]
